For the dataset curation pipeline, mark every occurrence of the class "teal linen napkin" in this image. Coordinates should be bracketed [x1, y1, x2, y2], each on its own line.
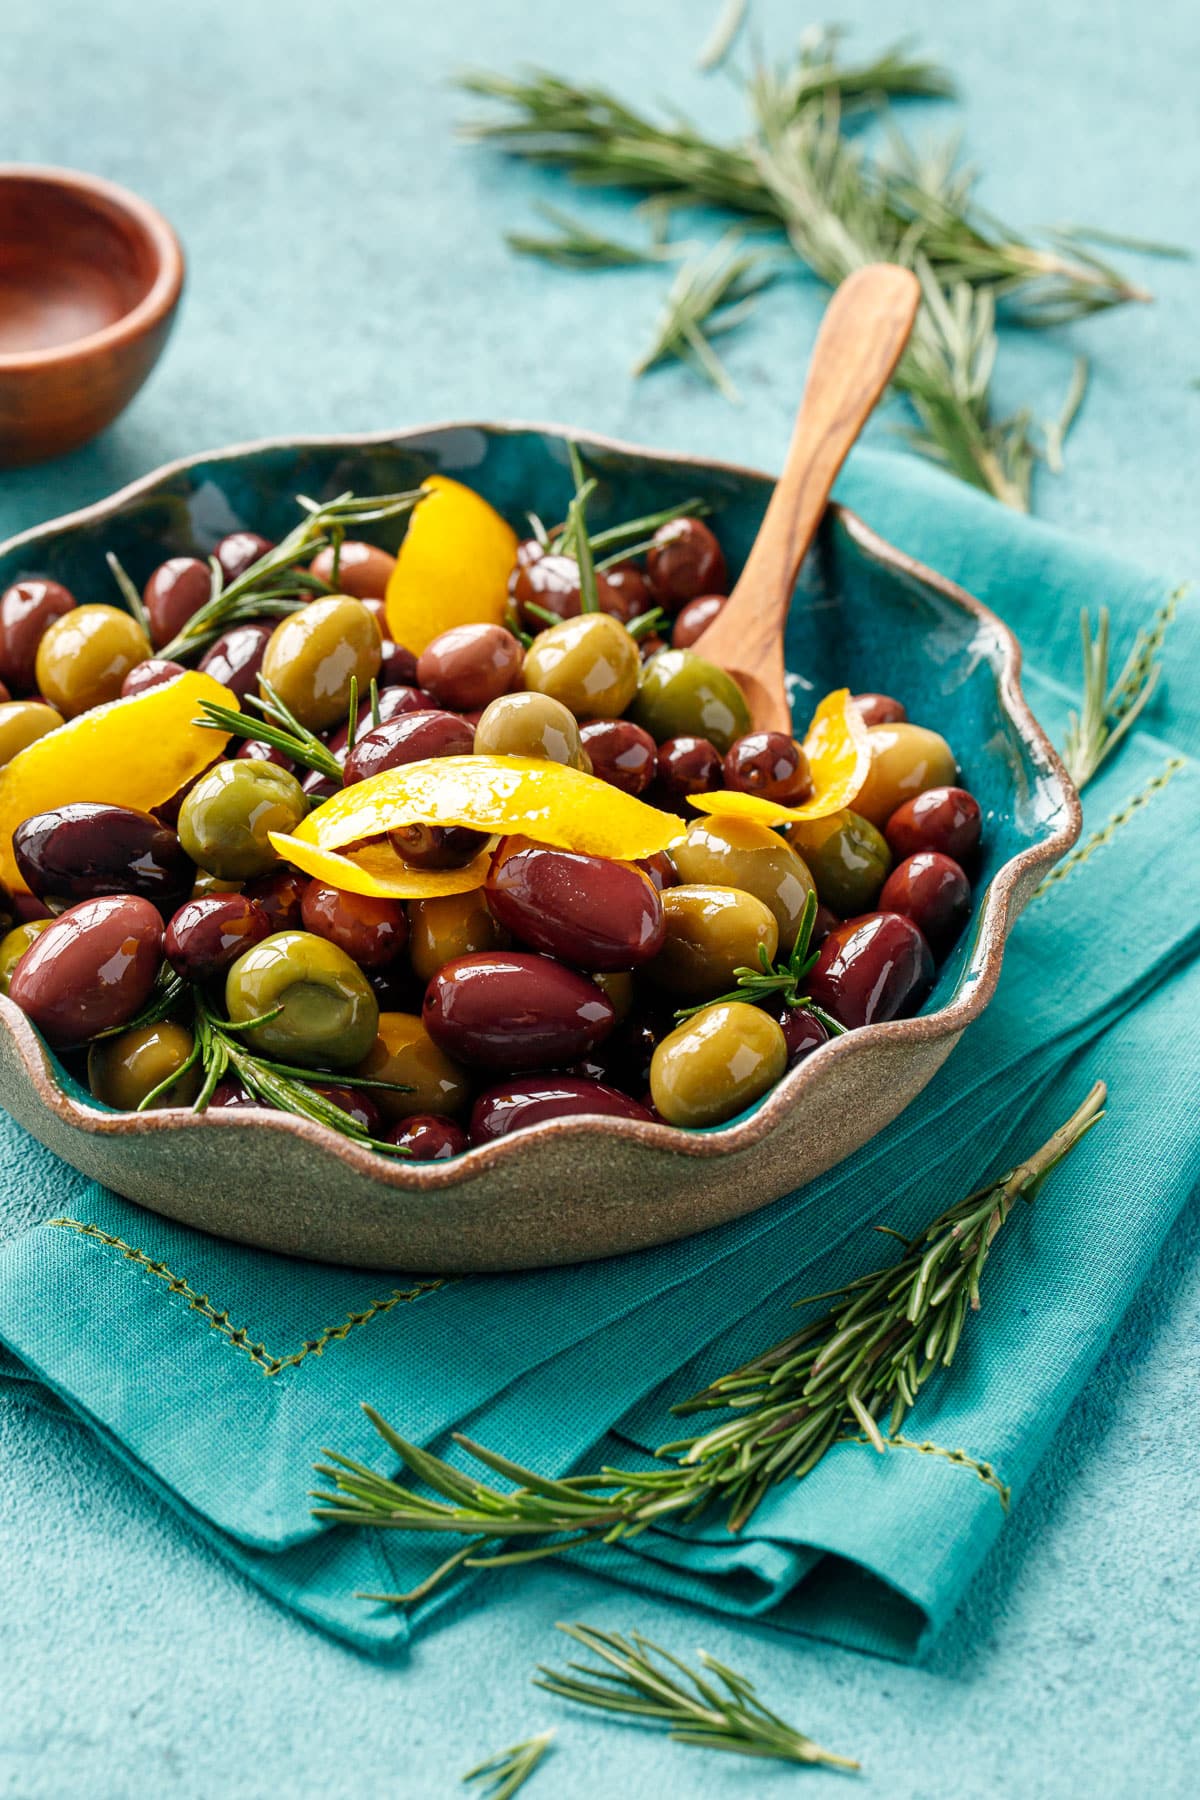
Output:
[0, 448, 1194, 1661]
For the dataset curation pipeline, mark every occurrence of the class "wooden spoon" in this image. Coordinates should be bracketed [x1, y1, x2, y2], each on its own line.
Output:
[690, 263, 921, 734]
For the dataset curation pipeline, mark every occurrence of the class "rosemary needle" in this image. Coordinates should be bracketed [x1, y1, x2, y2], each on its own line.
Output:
[1062, 589, 1187, 790]
[632, 231, 776, 402]
[462, 1730, 554, 1799]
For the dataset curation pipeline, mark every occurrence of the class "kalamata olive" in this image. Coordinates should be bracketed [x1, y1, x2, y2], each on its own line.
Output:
[650, 1001, 786, 1128]
[885, 786, 982, 864]
[472, 692, 585, 767]
[629, 649, 750, 753]
[35, 605, 151, 718]
[142, 558, 211, 648]
[672, 593, 727, 648]
[470, 1075, 652, 1144]
[387, 1113, 469, 1158]
[508, 552, 621, 630]
[0, 919, 53, 993]
[311, 1084, 385, 1138]
[0, 700, 65, 767]
[424, 952, 616, 1071]
[7, 894, 163, 1045]
[647, 884, 778, 1000]
[0, 578, 76, 692]
[301, 762, 344, 804]
[417, 624, 524, 712]
[260, 597, 383, 733]
[407, 891, 505, 985]
[242, 866, 307, 932]
[812, 903, 839, 947]
[724, 732, 813, 803]
[199, 621, 274, 700]
[379, 640, 420, 687]
[121, 657, 187, 699]
[354, 1011, 470, 1120]
[374, 683, 438, 721]
[87, 1022, 201, 1111]
[214, 531, 274, 583]
[487, 844, 665, 971]
[300, 881, 408, 968]
[670, 815, 815, 949]
[853, 693, 907, 728]
[879, 852, 971, 956]
[179, 762, 308, 880]
[784, 810, 891, 918]
[645, 518, 727, 611]
[522, 612, 640, 720]
[387, 822, 488, 870]
[309, 540, 397, 600]
[14, 803, 193, 911]
[654, 735, 723, 807]
[852, 724, 958, 828]
[235, 738, 294, 771]
[775, 1004, 829, 1068]
[225, 930, 379, 1068]
[165, 895, 273, 979]
[343, 709, 474, 786]
[636, 851, 678, 893]
[578, 719, 657, 795]
[207, 1079, 262, 1110]
[805, 912, 934, 1029]
[599, 562, 652, 623]
[572, 1008, 662, 1093]
[639, 634, 667, 663]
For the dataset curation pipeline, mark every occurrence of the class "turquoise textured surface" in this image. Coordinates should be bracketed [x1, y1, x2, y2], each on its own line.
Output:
[2, 0, 1198, 1794]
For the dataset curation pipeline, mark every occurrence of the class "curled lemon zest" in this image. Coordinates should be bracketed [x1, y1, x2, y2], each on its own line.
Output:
[383, 475, 518, 655]
[690, 688, 870, 825]
[268, 834, 493, 899]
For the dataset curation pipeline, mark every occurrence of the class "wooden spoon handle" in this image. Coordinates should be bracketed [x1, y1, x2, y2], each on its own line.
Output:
[691, 263, 921, 732]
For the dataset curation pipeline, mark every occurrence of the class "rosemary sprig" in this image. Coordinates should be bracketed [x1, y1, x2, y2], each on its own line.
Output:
[196, 678, 346, 784]
[1062, 590, 1187, 789]
[578, 496, 710, 560]
[105, 551, 153, 639]
[696, 0, 747, 74]
[91, 964, 188, 1039]
[506, 202, 686, 269]
[632, 231, 776, 403]
[560, 443, 600, 611]
[673, 889, 842, 1033]
[535, 1623, 858, 1770]
[463, 1730, 554, 1799]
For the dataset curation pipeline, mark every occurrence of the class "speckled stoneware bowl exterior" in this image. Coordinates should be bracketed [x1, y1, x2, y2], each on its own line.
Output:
[0, 424, 1080, 1271]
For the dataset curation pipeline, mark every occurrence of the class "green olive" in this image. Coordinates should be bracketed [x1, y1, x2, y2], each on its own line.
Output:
[0, 919, 53, 994]
[225, 929, 379, 1068]
[353, 1011, 470, 1120]
[87, 1022, 202, 1111]
[178, 760, 308, 880]
[670, 816, 815, 950]
[472, 691, 587, 767]
[851, 724, 958, 828]
[191, 872, 244, 899]
[628, 648, 750, 754]
[0, 700, 65, 767]
[647, 883, 778, 999]
[522, 612, 640, 719]
[408, 890, 505, 984]
[259, 596, 382, 732]
[35, 605, 151, 718]
[650, 1001, 787, 1128]
[783, 809, 892, 916]
[594, 970, 634, 1023]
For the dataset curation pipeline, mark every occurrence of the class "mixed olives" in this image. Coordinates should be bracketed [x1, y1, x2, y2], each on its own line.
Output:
[0, 486, 985, 1157]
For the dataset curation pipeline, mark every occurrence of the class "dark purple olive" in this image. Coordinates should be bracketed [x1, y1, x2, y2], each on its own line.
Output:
[0, 678, 9, 704]
[121, 658, 186, 698]
[885, 786, 982, 864]
[199, 621, 273, 700]
[165, 895, 273, 979]
[470, 1075, 652, 1144]
[242, 866, 307, 932]
[0, 578, 76, 692]
[343, 709, 474, 786]
[853, 692, 907, 728]
[386, 822, 488, 870]
[639, 634, 668, 663]
[487, 845, 665, 971]
[723, 732, 813, 803]
[672, 593, 727, 649]
[812, 903, 839, 948]
[636, 851, 678, 893]
[151, 760, 222, 832]
[599, 561, 652, 623]
[777, 1005, 829, 1068]
[379, 640, 420, 687]
[805, 912, 933, 1030]
[417, 624, 524, 712]
[309, 540, 396, 601]
[424, 952, 616, 1071]
[645, 518, 727, 611]
[8, 894, 163, 1046]
[655, 736, 723, 807]
[569, 1011, 662, 1094]
[213, 531, 274, 583]
[142, 557, 211, 648]
[312, 1084, 385, 1138]
[208, 1079, 262, 1110]
[374, 683, 438, 722]
[579, 719, 657, 796]
[879, 853, 971, 956]
[508, 552, 621, 631]
[300, 881, 408, 968]
[236, 738, 294, 771]
[13, 803, 193, 910]
[387, 1113, 469, 1159]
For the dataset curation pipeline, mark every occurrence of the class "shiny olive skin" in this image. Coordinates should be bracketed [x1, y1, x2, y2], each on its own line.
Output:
[260, 597, 383, 732]
[0, 919, 53, 994]
[650, 1001, 786, 1128]
[0, 578, 77, 692]
[354, 1011, 470, 1121]
[387, 822, 488, 870]
[207, 1079, 261, 1110]
[225, 930, 379, 1068]
[470, 1075, 652, 1144]
[783, 810, 892, 918]
[7, 895, 163, 1046]
[190, 872, 243, 899]
[508, 551, 621, 630]
[142, 557, 210, 648]
[473, 692, 585, 767]
[199, 621, 274, 700]
[654, 735, 723, 807]
[671, 593, 727, 648]
[309, 540, 396, 600]
[214, 531, 274, 582]
[645, 518, 727, 611]
[242, 865, 307, 932]
[0, 700, 65, 767]
[852, 692, 907, 728]
[522, 612, 640, 720]
[407, 890, 505, 984]
[852, 724, 958, 829]
[629, 649, 750, 754]
[374, 682, 438, 721]
[776, 1004, 829, 1068]
[387, 1113, 469, 1158]
[424, 952, 616, 1072]
[300, 880, 408, 968]
[343, 709, 474, 786]
[812, 903, 839, 947]
[379, 639, 420, 687]
[671, 816, 815, 950]
[14, 803, 193, 910]
[311, 1084, 385, 1139]
[805, 911, 934, 1029]
[235, 737, 294, 771]
[647, 884, 778, 1000]
[879, 852, 971, 956]
[417, 623, 524, 712]
[179, 761, 308, 880]
[572, 1010, 661, 1094]
[121, 657, 187, 698]
[87, 1022, 201, 1111]
[35, 605, 151, 718]
[599, 562, 651, 623]
[724, 732, 812, 803]
[487, 845, 665, 971]
[636, 851, 678, 893]
[885, 786, 982, 864]
[579, 719, 657, 796]
[165, 895, 273, 979]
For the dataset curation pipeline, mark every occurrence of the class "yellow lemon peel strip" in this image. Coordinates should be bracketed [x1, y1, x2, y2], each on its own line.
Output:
[384, 475, 519, 655]
[690, 688, 870, 826]
[268, 834, 493, 899]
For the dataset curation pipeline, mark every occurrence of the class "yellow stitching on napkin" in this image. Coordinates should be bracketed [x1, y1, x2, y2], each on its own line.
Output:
[1033, 755, 1186, 899]
[842, 1431, 1011, 1508]
[46, 1218, 445, 1377]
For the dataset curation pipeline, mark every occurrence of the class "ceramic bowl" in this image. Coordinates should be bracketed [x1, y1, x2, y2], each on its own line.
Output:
[0, 424, 1080, 1270]
[0, 166, 184, 467]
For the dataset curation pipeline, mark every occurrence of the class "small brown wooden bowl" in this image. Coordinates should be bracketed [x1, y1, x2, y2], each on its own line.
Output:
[0, 166, 184, 467]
